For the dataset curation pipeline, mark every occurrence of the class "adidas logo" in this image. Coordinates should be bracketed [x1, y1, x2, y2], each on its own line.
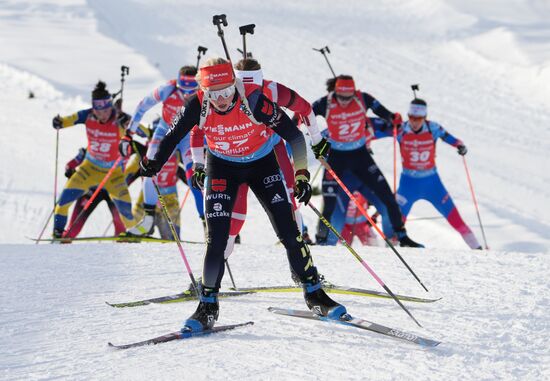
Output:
[271, 193, 284, 204]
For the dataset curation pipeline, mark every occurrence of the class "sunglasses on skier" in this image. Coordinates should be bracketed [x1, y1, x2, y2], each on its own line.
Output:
[92, 98, 113, 110]
[408, 115, 425, 121]
[335, 94, 354, 102]
[207, 84, 236, 100]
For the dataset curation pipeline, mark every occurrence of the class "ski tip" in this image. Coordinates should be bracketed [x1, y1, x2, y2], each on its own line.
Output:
[419, 339, 441, 348]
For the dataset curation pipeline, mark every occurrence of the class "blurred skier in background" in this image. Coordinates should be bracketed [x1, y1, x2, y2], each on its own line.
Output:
[51, 81, 138, 238]
[122, 66, 205, 237]
[312, 75, 423, 247]
[393, 98, 481, 249]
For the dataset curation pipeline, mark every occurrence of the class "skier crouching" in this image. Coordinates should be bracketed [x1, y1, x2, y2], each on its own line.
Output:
[139, 58, 347, 332]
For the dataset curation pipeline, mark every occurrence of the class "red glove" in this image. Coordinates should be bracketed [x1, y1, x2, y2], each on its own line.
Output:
[392, 112, 403, 128]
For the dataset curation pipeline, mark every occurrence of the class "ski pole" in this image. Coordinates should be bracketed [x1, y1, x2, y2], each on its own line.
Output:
[225, 259, 237, 289]
[212, 14, 231, 61]
[239, 24, 255, 59]
[35, 206, 55, 244]
[178, 187, 191, 215]
[114, 66, 130, 105]
[411, 84, 419, 99]
[311, 163, 323, 185]
[318, 157, 428, 292]
[152, 178, 199, 297]
[462, 156, 489, 249]
[64, 156, 123, 237]
[308, 201, 422, 327]
[392, 123, 397, 194]
[312, 46, 336, 78]
[196, 46, 208, 68]
[54, 129, 60, 206]
[102, 220, 113, 237]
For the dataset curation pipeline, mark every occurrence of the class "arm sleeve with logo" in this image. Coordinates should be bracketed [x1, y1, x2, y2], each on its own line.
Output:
[275, 82, 322, 144]
[190, 125, 205, 166]
[251, 93, 308, 172]
[59, 109, 92, 128]
[311, 96, 328, 117]
[129, 82, 176, 134]
[153, 95, 201, 168]
[431, 121, 462, 147]
[361, 92, 393, 122]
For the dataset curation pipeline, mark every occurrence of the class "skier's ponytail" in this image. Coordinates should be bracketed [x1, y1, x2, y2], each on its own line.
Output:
[92, 81, 110, 100]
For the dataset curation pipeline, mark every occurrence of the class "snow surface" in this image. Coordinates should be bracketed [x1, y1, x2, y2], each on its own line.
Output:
[0, 0, 549, 380]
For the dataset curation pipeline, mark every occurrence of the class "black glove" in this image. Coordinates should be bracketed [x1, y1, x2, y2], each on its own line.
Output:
[52, 115, 63, 130]
[191, 163, 206, 190]
[294, 169, 312, 205]
[118, 136, 133, 157]
[457, 144, 468, 156]
[311, 138, 331, 159]
[139, 157, 161, 177]
[117, 112, 131, 128]
[64, 166, 76, 178]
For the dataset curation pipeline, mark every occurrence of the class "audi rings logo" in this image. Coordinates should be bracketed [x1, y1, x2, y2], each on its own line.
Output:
[263, 174, 281, 185]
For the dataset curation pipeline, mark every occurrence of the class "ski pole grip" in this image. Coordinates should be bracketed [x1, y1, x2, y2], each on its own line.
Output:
[213, 14, 227, 27]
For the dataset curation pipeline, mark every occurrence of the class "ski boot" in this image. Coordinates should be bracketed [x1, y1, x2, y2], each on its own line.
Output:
[302, 232, 314, 245]
[395, 228, 425, 248]
[303, 278, 347, 319]
[181, 286, 219, 333]
[51, 228, 66, 244]
[126, 204, 155, 236]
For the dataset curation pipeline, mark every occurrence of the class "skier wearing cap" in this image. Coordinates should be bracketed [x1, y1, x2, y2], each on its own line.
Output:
[121, 66, 205, 237]
[51, 81, 137, 238]
[312, 75, 422, 247]
[394, 98, 481, 249]
[140, 57, 347, 332]
[220, 58, 330, 258]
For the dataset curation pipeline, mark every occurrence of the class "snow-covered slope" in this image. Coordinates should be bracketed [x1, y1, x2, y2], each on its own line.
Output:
[0, 0, 549, 379]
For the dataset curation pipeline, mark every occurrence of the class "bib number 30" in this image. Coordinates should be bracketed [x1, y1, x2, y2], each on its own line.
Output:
[410, 151, 431, 162]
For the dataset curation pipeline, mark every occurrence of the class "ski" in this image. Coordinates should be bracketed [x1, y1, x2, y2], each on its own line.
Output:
[106, 290, 254, 308]
[107, 283, 439, 308]
[27, 235, 204, 244]
[268, 307, 440, 347]
[232, 284, 441, 303]
[108, 321, 254, 349]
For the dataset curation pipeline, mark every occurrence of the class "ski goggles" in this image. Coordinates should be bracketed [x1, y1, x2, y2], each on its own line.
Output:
[206, 84, 236, 100]
[335, 94, 354, 101]
[92, 98, 113, 110]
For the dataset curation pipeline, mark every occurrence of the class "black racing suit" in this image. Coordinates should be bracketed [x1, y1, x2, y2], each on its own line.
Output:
[154, 90, 318, 290]
[312, 93, 406, 241]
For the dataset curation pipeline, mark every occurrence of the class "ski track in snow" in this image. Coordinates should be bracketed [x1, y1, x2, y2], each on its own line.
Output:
[0, 0, 549, 379]
[1, 244, 549, 380]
